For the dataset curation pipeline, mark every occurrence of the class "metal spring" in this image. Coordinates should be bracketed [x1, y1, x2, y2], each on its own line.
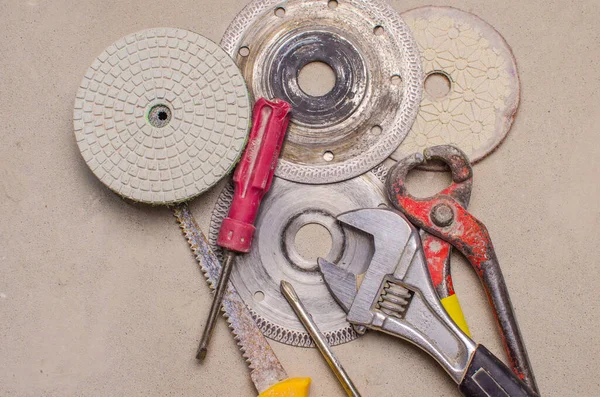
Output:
[377, 281, 412, 319]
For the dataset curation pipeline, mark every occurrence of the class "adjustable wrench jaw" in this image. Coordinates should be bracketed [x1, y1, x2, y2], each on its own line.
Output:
[319, 208, 476, 383]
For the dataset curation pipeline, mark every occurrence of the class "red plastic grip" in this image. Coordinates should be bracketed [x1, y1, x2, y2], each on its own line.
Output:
[217, 98, 291, 253]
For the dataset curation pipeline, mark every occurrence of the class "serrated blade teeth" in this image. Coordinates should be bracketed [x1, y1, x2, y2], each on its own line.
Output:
[172, 203, 288, 393]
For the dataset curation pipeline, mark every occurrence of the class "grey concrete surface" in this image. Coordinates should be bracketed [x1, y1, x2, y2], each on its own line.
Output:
[1, 0, 599, 395]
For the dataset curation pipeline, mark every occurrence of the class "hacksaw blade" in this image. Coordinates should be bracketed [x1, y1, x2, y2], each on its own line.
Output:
[173, 203, 287, 394]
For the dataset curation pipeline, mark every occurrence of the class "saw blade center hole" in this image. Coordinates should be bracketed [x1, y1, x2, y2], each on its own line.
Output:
[297, 61, 336, 97]
[425, 72, 452, 99]
[294, 223, 333, 264]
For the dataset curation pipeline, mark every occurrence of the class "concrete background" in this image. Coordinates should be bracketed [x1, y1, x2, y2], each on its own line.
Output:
[1, 0, 599, 395]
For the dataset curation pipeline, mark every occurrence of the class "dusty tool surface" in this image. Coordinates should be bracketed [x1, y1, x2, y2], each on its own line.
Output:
[208, 171, 389, 347]
[1, 1, 599, 396]
[221, 0, 422, 184]
[390, 6, 520, 170]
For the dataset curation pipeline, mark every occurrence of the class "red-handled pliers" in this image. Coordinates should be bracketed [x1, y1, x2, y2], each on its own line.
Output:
[386, 145, 539, 396]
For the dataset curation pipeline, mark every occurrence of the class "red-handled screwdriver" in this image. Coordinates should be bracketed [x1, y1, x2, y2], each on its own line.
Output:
[196, 97, 292, 361]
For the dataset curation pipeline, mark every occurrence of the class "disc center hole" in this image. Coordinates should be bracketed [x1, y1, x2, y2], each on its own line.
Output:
[147, 104, 172, 128]
[425, 72, 452, 99]
[294, 223, 333, 263]
[297, 61, 336, 97]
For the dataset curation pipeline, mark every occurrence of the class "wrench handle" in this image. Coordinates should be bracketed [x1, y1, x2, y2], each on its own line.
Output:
[459, 345, 537, 397]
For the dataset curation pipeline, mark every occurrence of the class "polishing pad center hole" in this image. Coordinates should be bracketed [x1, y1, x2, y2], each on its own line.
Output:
[298, 61, 336, 97]
[425, 72, 452, 99]
[294, 223, 333, 264]
[147, 104, 172, 128]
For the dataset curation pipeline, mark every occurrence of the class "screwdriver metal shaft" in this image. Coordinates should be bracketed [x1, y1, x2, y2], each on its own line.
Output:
[197, 98, 291, 361]
[196, 250, 236, 360]
[281, 280, 361, 397]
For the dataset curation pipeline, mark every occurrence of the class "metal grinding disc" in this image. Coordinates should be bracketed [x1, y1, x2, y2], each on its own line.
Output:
[208, 170, 390, 346]
[221, 0, 423, 184]
[73, 28, 251, 204]
[390, 7, 520, 170]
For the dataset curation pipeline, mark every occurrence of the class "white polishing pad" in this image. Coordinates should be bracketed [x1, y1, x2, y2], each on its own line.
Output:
[74, 28, 250, 204]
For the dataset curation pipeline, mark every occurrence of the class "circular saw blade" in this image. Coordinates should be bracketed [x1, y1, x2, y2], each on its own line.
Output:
[221, 0, 423, 184]
[390, 6, 520, 170]
[209, 171, 389, 347]
[74, 28, 251, 204]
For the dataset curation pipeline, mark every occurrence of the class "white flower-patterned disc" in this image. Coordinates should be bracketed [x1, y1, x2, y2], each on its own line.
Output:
[390, 7, 520, 169]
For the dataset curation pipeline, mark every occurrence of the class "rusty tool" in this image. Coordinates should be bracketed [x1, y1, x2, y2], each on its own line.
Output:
[386, 145, 538, 394]
[318, 208, 536, 397]
[408, 146, 472, 337]
[280, 280, 361, 397]
[197, 97, 291, 361]
[174, 204, 311, 396]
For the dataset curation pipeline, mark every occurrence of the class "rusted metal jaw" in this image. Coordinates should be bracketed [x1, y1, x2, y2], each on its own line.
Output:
[386, 145, 473, 303]
[386, 145, 473, 210]
[386, 145, 539, 395]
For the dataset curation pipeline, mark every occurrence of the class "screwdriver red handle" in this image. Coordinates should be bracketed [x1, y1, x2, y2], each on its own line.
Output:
[217, 98, 291, 253]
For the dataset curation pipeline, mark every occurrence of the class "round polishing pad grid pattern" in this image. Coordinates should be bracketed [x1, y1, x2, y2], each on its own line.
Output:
[74, 28, 250, 204]
[391, 7, 519, 168]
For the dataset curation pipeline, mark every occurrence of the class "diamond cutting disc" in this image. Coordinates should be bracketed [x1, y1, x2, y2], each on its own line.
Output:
[74, 28, 251, 204]
[209, 172, 389, 346]
[390, 7, 520, 170]
[221, 0, 423, 184]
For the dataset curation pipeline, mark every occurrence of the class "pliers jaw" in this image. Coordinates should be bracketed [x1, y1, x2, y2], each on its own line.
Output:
[386, 146, 474, 323]
[386, 145, 473, 211]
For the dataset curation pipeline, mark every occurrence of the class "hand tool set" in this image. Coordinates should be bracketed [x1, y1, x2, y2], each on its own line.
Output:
[74, 0, 537, 395]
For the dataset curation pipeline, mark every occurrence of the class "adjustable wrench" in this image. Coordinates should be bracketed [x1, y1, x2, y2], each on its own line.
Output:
[319, 208, 536, 397]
